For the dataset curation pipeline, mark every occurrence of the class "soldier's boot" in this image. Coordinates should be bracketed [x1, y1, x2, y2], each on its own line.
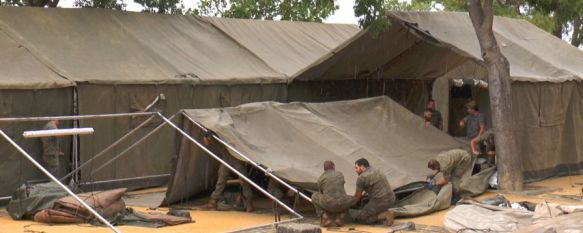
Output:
[335, 211, 347, 227]
[244, 198, 254, 213]
[321, 212, 333, 227]
[378, 210, 394, 226]
[201, 199, 217, 211]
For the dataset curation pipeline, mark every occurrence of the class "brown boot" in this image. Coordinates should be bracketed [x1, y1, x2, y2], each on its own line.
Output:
[201, 199, 217, 211]
[384, 210, 395, 226]
[335, 212, 347, 227]
[245, 199, 254, 213]
[321, 212, 333, 227]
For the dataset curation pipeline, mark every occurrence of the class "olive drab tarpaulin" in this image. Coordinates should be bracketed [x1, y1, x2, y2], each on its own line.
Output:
[164, 96, 465, 204]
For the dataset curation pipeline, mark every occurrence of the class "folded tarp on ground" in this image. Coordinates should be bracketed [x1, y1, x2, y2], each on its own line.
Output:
[164, 96, 465, 204]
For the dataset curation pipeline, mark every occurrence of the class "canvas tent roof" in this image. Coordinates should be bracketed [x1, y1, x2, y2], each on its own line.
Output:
[0, 26, 73, 89]
[169, 96, 463, 202]
[204, 17, 359, 77]
[295, 12, 583, 83]
[0, 7, 360, 88]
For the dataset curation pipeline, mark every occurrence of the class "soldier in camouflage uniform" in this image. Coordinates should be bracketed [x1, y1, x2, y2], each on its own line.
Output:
[350, 158, 396, 226]
[312, 160, 355, 227]
[41, 120, 63, 177]
[202, 131, 254, 212]
[428, 149, 472, 193]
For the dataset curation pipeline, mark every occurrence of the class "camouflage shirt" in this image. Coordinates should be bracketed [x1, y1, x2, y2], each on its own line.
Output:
[41, 121, 59, 155]
[318, 170, 348, 197]
[356, 167, 395, 203]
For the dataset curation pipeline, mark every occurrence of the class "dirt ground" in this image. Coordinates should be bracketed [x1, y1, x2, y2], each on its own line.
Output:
[2, 175, 583, 233]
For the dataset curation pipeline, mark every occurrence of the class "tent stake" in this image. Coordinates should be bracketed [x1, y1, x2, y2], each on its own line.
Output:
[0, 129, 121, 233]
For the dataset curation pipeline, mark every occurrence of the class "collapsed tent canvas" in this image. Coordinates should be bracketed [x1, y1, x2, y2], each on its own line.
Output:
[163, 96, 465, 205]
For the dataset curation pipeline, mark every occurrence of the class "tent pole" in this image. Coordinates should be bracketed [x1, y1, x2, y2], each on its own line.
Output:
[158, 113, 304, 219]
[0, 129, 121, 233]
[60, 114, 158, 182]
[0, 112, 156, 122]
[181, 112, 313, 203]
[89, 113, 178, 177]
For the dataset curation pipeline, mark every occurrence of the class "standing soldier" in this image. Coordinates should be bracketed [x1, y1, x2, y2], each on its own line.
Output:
[312, 160, 355, 227]
[351, 158, 395, 226]
[41, 120, 63, 177]
[459, 101, 487, 155]
[202, 131, 254, 212]
[425, 99, 443, 130]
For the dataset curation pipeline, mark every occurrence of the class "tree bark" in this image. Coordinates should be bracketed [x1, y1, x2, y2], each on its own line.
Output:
[467, 0, 523, 191]
[572, 18, 583, 48]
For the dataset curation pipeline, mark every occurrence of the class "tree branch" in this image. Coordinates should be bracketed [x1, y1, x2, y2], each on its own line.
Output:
[467, 0, 484, 32]
[481, 0, 494, 31]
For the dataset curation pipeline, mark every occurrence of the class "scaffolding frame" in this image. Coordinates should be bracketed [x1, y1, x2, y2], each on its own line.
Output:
[0, 111, 308, 232]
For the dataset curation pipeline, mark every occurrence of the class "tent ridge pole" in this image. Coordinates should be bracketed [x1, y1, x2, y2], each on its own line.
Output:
[0, 129, 121, 233]
[181, 112, 313, 203]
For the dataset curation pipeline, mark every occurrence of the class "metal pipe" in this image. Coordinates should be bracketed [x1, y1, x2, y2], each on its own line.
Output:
[158, 113, 303, 219]
[0, 196, 11, 201]
[23, 128, 94, 138]
[60, 114, 158, 182]
[89, 113, 178, 177]
[225, 217, 302, 233]
[0, 129, 121, 233]
[182, 112, 313, 203]
[80, 174, 170, 185]
[0, 112, 156, 122]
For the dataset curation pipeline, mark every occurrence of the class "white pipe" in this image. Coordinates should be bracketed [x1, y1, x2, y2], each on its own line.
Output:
[23, 128, 94, 138]
[0, 129, 121, 233]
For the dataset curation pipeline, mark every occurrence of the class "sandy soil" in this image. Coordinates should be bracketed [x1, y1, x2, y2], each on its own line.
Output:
[1, 175, 582, 233]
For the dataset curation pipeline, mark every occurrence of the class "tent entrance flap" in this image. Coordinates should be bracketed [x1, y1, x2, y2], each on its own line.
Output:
[181, 111, 313, 203]
[159, 112, 305, 229]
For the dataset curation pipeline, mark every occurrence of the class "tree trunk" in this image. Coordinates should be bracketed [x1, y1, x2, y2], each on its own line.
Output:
[572, 18, 583, 48]
[467, 0, 523, 191]
[553, 21, 563, 39]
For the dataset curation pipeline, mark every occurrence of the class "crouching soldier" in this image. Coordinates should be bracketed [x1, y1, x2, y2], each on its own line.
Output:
[350, 158, 395, 226]
[428, 149, 472, 202]
[312, 160, 355, 227]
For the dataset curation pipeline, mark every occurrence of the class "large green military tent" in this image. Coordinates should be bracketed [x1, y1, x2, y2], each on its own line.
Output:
[293, 12, 583, 182]
[0, 7, 359, 198]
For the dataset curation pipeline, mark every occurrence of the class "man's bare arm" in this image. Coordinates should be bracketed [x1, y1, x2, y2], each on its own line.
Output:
[353, 191, 363, 203]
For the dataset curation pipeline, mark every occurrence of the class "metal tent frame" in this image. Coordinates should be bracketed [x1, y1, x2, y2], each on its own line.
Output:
[0, 111, 312, 232]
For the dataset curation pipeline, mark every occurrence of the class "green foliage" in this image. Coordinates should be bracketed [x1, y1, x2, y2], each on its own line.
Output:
[354, 0, 390, 37]
[134, 0, 185, 14]
[0, 0, 58, 7]
[74, 0, 124, 9]
[194, 0, 337, 22]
